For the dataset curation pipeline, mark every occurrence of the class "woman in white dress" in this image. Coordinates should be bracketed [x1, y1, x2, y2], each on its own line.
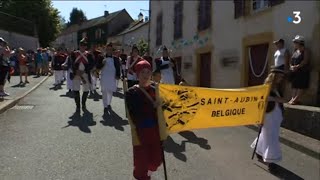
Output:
[255, 66, 287, 172]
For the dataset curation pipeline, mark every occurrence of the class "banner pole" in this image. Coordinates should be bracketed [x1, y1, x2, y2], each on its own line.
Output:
[123, 78, 128, 117]
[162, 145, 168, 180]
[251, 124, 263, 160]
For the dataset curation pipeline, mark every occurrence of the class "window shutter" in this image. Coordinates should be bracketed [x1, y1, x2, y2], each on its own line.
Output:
[270, 0, 285, 7]
[197, 1, 201, 30]
[234, 0, 245, 19]
[156, 14, 162, 46]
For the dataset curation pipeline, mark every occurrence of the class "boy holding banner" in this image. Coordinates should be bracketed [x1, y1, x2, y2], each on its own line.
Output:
[125, 60, 163, 180]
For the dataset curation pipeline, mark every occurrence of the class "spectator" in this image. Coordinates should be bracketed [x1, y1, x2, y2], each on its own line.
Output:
[0, 37, 11, 96]
[42, 48, 49, 75]
[35, 48, 43, 77]
[152, 69, 162, 83]
[289, 35, 310, 105]
[18, 48, 29, 84]
[273, 39, 290, 72]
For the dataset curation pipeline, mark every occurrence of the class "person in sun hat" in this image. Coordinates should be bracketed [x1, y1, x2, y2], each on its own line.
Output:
[17, 47, 29, 84]
[273, 38, 290, 72]
[125, 60, 163, 180]
[288, 35, 310, 105]
[253, 65, 288, 173]
[70, 37, 95, 112]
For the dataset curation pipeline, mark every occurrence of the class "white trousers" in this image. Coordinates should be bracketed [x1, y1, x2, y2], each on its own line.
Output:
[91, 72, 98, 91]
[102, 89, 113, 108]
[54, 70, 64, 85]
[66, 69, 73, 90]
[72, 73, 90, 92]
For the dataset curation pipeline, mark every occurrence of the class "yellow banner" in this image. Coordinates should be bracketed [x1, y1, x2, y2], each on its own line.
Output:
[157, 84, 270, 134]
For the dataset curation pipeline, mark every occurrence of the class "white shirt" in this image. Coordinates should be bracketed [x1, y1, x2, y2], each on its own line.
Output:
[126, 56, 138, 81]
[274, 48, 287, 67]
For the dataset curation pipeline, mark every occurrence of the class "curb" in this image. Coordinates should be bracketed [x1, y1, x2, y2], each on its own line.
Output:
[0, 76, 50, 114]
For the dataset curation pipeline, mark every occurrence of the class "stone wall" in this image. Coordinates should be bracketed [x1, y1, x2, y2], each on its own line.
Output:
[0, 29, 39, 50]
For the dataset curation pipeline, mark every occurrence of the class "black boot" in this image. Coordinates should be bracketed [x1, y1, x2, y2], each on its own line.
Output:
[82, 91, 89, 111]
[74, 91, 80, 112]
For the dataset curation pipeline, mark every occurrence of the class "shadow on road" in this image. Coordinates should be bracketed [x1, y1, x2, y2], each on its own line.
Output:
[164, 136, 187, 162]
[62, 109, 96, 133]
[60, 91, 74, 98]
[100, 109, 128, 131]
[11, 83, 26, 88]
[254, 163, 304, 180]
[88, 91, 102, 101]
[49, 85, 63, 91]
[163, 131, 211, 162]
[178, 131, 211, 150]
[113, 91, 124, 99]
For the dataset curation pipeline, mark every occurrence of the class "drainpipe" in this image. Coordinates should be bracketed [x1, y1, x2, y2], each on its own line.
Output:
[147, 1, 151, 54]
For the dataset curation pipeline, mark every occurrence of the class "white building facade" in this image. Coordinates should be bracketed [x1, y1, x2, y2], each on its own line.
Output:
[149, 0, 320, 105]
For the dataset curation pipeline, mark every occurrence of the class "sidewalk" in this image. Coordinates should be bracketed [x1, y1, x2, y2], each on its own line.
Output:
[0, 75, 49, 114]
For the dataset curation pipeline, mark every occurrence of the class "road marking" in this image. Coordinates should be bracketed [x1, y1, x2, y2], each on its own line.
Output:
[11, 105, 35, 110]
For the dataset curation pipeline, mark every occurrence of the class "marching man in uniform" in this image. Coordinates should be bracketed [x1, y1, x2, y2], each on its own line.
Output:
[125, 45, 143, 88]
[62, 49, 73, 94]
[52, 48, 66, 86]
[96, 43, 121, 114]
[155, 46, 176, 84]
[70, 37, 94, 112]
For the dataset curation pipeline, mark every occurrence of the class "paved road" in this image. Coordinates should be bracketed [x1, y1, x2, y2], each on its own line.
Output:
[0, 77, 319, 180]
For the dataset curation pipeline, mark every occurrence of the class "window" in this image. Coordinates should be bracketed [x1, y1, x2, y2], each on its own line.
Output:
[95, 28, 102, 39]
[198, 0, 212, 31]
[234, 0, 245, 18]
[234, 0, 284, 18]
[252, 0, 270, 11]
[174, 0, 183, 40]
[156, 13, 163, 46]
[82, 32, 87, 38]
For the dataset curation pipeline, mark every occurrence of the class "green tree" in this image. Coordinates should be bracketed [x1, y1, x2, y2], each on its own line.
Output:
[59, 15, 67, 30]
[67, 8, 87, 27]
[136, 39, 149, 56]
[0, 0, 61, 47]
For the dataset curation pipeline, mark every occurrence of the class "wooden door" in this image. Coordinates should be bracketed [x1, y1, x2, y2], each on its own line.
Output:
[199, 52, 211, 87]
[248, 43, 269, 86]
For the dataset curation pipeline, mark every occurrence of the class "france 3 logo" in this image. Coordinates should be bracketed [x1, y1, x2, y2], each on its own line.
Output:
[287, 11, 302, 24]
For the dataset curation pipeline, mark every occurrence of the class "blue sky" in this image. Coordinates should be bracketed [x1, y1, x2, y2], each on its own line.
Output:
[52, 1, 149, 22]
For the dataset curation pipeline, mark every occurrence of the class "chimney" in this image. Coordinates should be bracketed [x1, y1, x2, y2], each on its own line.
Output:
[104, 11, 109, 17]
[145, 16, 149, 22]
[138, 12, 144, 22]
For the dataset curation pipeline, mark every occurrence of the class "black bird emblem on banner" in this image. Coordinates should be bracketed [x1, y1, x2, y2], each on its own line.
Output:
[160, 87, 201, 130]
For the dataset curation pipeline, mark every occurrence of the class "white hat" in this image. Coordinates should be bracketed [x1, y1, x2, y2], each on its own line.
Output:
[292, 35, 305, 43]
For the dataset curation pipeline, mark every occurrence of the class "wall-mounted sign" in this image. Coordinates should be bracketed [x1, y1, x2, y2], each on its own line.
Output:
[221, 56, 239, 68]
[184, 62, 192, 69]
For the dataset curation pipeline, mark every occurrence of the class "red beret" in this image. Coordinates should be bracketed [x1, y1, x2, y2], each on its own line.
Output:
[134, 60, 152, 76]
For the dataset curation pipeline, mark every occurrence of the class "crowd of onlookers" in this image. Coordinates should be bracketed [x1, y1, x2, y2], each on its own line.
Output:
[0, 37, 55, 96]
